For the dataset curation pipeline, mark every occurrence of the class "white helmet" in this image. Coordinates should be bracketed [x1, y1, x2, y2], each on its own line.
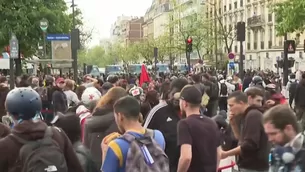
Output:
[81, 87, 102, 105]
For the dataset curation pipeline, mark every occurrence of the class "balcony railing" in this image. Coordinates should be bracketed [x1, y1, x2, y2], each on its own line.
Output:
[247, 15, 264, 28]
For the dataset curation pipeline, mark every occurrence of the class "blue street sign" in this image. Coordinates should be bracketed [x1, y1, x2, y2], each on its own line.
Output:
[229, 62, 235, 69]
[46, 34, 71, 41]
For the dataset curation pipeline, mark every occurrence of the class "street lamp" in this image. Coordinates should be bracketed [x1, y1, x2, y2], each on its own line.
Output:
[39, 18, 48, 59]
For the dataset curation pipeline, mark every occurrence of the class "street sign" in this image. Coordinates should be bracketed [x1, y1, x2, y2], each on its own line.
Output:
[285, 40, 296, 54]
[40, 18, 49, 32]
[228, 52, 235, 59]
[9, 34, 19, 59]
[46, 34, 71, 41]
[229, 61, 235, 69]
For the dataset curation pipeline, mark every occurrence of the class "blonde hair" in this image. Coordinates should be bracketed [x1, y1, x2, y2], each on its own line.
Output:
[65, 79, 75, 90]
[94, 87, 127, 111]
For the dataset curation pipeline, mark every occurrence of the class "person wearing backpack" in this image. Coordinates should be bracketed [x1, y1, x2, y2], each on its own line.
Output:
[52, 112, 99, 172]
[0, 87, 84, 172]
[101, 96, 168, 172]
[202, 74, 219, 117]
[286, 73, 298, 109]
[218, 75, 235, 112]
[36, 75, 55, 125]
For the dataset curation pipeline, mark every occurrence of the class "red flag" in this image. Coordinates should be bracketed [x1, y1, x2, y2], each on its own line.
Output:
[139, 64, 150, 87]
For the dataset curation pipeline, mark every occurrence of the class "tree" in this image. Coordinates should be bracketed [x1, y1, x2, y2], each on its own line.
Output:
[215, 12, 236, 53]
[135, 40, 153, 64]
[167, 0, 214, 60]
[154, 34, 171, 62]
[272, 0, 305, 36]
[0, 0, 74, 57]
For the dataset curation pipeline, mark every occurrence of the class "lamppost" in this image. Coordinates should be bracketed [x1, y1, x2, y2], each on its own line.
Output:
[70, 0, 79, 83]
[39, 18, 48, 59]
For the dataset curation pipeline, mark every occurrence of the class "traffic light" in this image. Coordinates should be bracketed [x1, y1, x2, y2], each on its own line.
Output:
[186, 37, 193, 53]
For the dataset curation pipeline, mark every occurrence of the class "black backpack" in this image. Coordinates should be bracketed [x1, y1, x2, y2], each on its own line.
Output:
[11, 127, 68, 172]
[207, 82, 219, 99]
[220, 82, 228, 95]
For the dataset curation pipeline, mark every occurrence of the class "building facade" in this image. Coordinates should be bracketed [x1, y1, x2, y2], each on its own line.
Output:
[204, 0, 305, 71]
[110, 15, 133, 43]
[123, 17, 144, 45]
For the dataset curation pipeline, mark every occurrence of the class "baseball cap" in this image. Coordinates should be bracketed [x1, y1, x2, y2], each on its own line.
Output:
[56, 77, 65, 84]
[176, 85, 202, 104]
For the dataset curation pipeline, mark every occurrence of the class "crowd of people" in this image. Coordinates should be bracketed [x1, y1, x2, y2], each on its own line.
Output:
[0, 67, 304, 172]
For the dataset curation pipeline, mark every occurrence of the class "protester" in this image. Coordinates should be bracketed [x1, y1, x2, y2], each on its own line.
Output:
[176, 85, 221, 172]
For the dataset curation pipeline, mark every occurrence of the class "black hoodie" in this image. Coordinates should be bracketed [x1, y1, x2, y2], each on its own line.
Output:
[83, 106, 119, 168]
[294, 79, 305, 107]
[52, 86, 68, 113]
[238, 105, 270, 171]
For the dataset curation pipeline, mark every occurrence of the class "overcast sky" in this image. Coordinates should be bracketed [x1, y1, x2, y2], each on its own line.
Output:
[75, 0, 152, 47]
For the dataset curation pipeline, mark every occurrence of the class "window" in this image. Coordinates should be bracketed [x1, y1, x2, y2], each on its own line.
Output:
[240, 0, 243, 7]
[219, 8, 222, 14]
[254, 42, 257, 49]
[247, 43, 251, 50]
[247, 30, 251, 41]
[235, 45, 238, 52]
[254, 31, 258, 42]
[224, 5, 227, 12]
[234, 2, 237, 9]
[261, 41, 264, 49]
[268, 26, 272, 41]
[229, 4, 232, 10]
[268, 41, 272, 48]
[260, 30, 265, 42]
[268, 13, 272, 22]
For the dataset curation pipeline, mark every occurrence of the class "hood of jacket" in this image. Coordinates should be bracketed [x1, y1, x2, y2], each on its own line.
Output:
[12, 120, 48, 141]
[244, 105, 265, 116]
[85, 105, 117, 133]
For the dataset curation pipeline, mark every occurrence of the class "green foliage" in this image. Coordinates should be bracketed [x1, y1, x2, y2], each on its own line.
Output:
[272, 0, 305, 35]
[216, 15, 236, 53]
[167, 0, 215, 59]
[78, 46, 115, 67]
[0, 0, 89, 57]
[135, 35, 171, 63]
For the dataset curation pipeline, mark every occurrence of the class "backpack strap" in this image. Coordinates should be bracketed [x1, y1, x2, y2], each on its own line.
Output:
[144, 129, 154, 138]
[122, 133, 136, 143]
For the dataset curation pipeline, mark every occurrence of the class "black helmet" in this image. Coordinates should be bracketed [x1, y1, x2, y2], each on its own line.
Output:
[252, 76, 263, 85]
[6, 87, 42, 120]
